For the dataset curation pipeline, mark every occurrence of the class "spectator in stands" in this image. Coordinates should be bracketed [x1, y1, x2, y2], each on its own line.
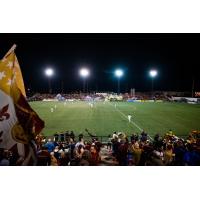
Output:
[146, 151, 164, 166]
[37, 146, 51, 166]
[116, 139, 129, 166]
[139, 144, 154, 165]
[65, 131, 70, 143]
[90, 145, 101, 166]
[140, 131, 148, 142]
[53, 146, 60, 160]
[112, 132, 120, 157]
[183, 143, 200, 166]
[59, 151, 70, 166]
[68, 138, 76, 160]
[79, 149, 91, 166]
[45, 139, 55, 153]
[75, 137, 85, 148]
[0, 149, 10, 166]
[173, 140, 186, 165]
[130, 134, 139, 145]
[84, 141, 91, 151]
[50, 152, 58, 166]
[164, 144, 175, 165]
[70, 131, 75, 141]
[72, 144, 85, 165]
[153, 146, 164, 162]
[54, 133, 59, 143]
[131, 142, 142, 165]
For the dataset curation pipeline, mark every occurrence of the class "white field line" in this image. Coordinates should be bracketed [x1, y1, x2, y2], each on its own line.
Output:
[108, 102, 153, 141]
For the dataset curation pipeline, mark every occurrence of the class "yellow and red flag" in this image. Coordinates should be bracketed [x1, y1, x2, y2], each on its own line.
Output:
[0, 45, 44, 165]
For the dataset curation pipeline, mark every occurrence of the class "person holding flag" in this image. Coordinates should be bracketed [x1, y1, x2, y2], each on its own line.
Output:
[0, 44, 44, 165]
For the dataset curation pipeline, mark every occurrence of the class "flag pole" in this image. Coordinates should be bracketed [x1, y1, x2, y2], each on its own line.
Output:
[3, 44, 17, 59]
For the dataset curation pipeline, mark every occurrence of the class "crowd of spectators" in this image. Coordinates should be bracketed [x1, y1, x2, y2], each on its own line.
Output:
[36, 132, 102, 166]
[2, 129, 200, 166]
[111, 130, 200, 166]
[27, 92, 169, 102]
[27, 93, 105, 101]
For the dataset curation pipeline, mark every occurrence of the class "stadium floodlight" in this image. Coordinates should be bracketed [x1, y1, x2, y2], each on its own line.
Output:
[80, 68, 90, 78]
[45, 68, 54, 77]
[149, 70, 158, 78]
[115, 69, 124, 78]
[115, 69, 124, 94]
[45, 68, 54, 93]
[79, 68, 90, 93]
[149, 69, 158, 98]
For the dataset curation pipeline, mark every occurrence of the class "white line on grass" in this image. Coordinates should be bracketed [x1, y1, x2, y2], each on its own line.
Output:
[108, 102, 142, 131]
[108, 102, 153, 141]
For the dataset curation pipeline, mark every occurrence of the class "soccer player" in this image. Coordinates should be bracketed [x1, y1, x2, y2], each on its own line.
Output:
[128, 114, 132, 122]
[54, 104, 57, 109]
[51, 108, 54, 112]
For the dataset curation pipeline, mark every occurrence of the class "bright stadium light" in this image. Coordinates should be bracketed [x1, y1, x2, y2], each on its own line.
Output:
[149, 69, 158, 98]
[115, 69, 124, 78]
[45, 68, 54, 77]
[45, 68, 54, 93]
[149, 69, 158, 78]
[80, 68, 90, 78]
[115, 69, 124, 94]
[79, 68, 90, 93]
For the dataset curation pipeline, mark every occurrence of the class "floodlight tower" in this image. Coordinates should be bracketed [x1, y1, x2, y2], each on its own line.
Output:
[79, 68, 90, 93]
[149, 69, 158, 97]
[45, 68, 54, 94]
[115, 69, 124, 94]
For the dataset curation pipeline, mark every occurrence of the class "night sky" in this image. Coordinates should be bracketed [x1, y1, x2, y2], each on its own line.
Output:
[0, 33, 200, 94]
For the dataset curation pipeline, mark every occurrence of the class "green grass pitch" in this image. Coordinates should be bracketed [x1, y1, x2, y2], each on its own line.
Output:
[30, 101, 200, 139]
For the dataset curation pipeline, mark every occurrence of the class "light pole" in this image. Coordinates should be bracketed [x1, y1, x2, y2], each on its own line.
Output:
[192, 77, 195, 98]
[79, 68, 90, 93]
[115, 69, 124, 94]
[45, 68, 54, 93]
[149, 69, 158, 98]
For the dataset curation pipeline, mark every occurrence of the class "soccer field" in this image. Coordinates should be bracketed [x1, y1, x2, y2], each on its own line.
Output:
[30, 101, 200, 138]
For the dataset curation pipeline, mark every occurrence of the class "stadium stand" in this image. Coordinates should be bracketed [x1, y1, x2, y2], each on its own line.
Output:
[1, 130, 200, 166]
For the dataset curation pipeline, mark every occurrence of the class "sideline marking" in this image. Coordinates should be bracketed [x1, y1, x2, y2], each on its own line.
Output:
[108, 102, 153, 140]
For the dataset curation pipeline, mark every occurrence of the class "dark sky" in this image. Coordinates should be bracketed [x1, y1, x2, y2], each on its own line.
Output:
[0, 33, 200, 93]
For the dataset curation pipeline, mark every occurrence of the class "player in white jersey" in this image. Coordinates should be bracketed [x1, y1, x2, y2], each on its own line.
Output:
[128, 114, 132, 122]
[51, 108, 54, 112]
